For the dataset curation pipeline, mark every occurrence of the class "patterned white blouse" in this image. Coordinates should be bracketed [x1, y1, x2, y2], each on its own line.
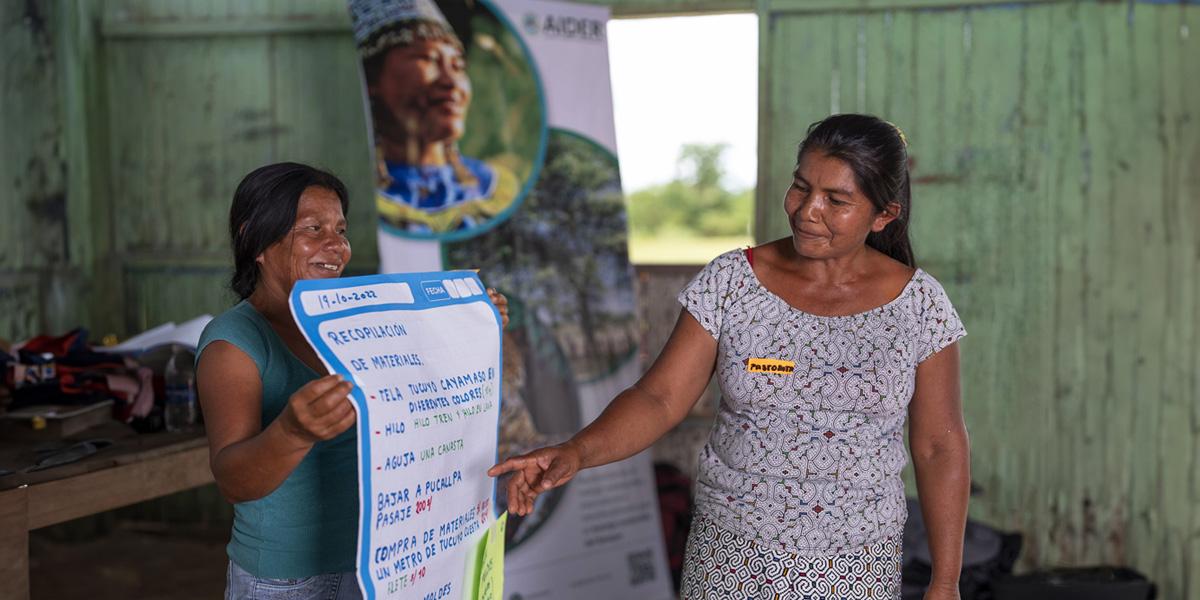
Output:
[679, 249, 966, 556]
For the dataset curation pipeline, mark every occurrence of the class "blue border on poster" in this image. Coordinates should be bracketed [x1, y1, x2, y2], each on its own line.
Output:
[289, 271, 503, 600]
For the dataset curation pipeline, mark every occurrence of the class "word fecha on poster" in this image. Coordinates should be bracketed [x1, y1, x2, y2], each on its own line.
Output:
[289, 271, 506, 600]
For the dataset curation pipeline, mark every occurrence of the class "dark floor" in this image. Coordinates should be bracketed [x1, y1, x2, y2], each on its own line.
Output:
[30, 524, 229, 600]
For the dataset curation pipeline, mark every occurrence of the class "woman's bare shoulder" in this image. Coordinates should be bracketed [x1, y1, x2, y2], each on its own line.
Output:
[869, 248, 916, 278]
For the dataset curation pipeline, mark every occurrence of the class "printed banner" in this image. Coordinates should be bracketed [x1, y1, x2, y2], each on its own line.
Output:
[289, 272, 504, 600]
[349, 0, 672, 597]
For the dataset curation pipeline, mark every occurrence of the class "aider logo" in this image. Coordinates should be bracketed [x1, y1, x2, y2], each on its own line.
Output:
[745, 358, 795, 374]
[521, 12, 605, 42]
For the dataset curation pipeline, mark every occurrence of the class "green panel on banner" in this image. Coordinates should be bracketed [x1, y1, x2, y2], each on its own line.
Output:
[460, 512, 506, 600]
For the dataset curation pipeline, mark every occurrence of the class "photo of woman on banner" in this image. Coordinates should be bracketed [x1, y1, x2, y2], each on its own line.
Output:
[352, 0, 540, 238]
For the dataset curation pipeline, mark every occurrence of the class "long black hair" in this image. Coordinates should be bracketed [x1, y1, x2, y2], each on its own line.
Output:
[797, 114, 915, 267]
[228, 162, 349, 299]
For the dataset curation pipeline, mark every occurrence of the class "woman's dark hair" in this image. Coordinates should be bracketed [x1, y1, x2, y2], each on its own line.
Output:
[797, 114, 915, 267]
[229, 162, 349, 299]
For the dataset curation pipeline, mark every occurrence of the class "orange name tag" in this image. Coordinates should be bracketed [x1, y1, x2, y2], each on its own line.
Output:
[746, 358, 795, 374]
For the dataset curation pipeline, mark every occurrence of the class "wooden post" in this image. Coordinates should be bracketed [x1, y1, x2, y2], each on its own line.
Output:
[0, 486, 31, 600]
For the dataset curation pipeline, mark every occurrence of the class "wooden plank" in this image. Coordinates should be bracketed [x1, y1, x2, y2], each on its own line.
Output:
[765, 0, 1069, 15]
[0, 486, 30, 600]
[270, 34, 379, 269]
[101, 17, 350, 39]
[1076, 2, 1120, 567]
[829, 13, 857, 115]
[861, 10, 890, 117]
[0, 0, 85, 341]
[0, 273, 43, 344]
[1093, 3, 1134, 568]
[1089, 3, 1123, 566]
[102, 30, 273, 335]
[59, 0, 123, 337]
[100, 0, 345, 23]
[0, 0, 67, 273]
[1175, 6, 1200, 599]
[24, 444, 213, 529]
[122, 253, 228, 269]
[1016, 1, 1056, 567]
[1054, 0, 1092, 565]
[99, 0, 758, 24]
[905, 9, 953, 262]
[940, 7, 969, 277]
[122, 266, 234, 333]
[753, 2, 774, 242]
[1151, 8, 1195, 599]
[0, 425, 208, 490]
[1124, 0, 1170, 581]
[591, 0, 755, 17]
[944, 4, 986, 525]
[969, 4, 1021, 529]
[755, 11, 839, 242]
[104, 36, 272, 255]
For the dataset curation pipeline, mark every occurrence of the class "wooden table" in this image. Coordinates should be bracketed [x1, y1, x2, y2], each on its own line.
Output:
[0, 422, 214, 600]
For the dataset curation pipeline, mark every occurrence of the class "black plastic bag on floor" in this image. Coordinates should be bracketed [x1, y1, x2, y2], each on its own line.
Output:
[993, 567, 1155, 600]
[902, 497, 1022, 600]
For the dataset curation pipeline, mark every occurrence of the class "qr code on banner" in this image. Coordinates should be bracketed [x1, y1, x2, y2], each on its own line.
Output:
[626, 549, 656, 585]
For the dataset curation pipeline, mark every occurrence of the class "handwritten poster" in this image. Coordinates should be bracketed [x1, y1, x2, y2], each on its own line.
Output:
[289, 271, 504, 599]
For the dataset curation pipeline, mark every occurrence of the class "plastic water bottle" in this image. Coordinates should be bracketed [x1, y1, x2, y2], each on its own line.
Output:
[164, 346, 197, 432]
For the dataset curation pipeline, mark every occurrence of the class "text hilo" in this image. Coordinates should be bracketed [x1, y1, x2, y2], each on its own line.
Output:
[376, 421, 405, 437]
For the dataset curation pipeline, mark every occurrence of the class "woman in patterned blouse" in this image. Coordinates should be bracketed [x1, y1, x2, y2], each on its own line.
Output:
[490, 114, 970, 600]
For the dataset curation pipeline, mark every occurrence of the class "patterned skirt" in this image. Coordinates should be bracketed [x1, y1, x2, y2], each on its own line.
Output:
[680, 516, 901, 600]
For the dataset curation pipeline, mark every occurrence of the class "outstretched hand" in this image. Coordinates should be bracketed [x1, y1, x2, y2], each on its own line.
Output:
[487, 443, 583, 515]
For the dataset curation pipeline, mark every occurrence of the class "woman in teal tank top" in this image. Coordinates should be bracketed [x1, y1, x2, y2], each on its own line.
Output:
[197, 163, 508, 599]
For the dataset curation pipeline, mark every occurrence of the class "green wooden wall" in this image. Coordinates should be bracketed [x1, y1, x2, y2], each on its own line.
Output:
[755, 1, 1199, 598]
[1, 0, 388, 343]
[2, 0, 1198, 597]
[1, 0, 72, 343]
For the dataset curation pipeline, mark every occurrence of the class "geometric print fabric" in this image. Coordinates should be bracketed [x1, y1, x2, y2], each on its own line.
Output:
[678, 250, 966, 559]
[680, 516, 902, 599]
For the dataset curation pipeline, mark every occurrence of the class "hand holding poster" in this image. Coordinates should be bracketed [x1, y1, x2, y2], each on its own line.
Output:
[289, 272, 505, 599]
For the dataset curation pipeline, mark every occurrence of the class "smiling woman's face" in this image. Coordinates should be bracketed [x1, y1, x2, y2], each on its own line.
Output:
[783, 150, 896, 260]
[256, 186, 350, 294]
[370, 38, 472, 148]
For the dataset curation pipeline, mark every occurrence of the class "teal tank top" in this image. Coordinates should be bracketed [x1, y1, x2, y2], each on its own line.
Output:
[197, 301, 358, 578]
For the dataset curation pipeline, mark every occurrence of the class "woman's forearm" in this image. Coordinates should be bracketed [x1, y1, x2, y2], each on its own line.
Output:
[210, 420, 313, 503]
[912, 430, 971, 587]
[567, 380, 689, 470]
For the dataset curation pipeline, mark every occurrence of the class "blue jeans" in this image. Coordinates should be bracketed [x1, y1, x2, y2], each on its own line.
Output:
[225, 561, 363, 600]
